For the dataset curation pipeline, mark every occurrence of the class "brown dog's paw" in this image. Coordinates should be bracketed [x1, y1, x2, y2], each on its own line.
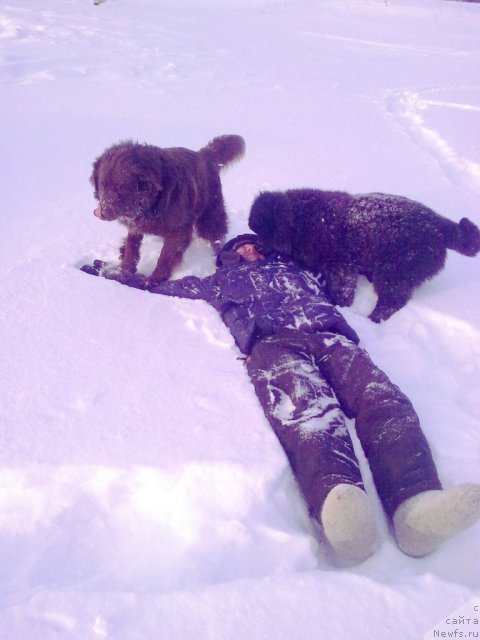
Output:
[146, 265, 172, 288]
[125, 273, 148, 289]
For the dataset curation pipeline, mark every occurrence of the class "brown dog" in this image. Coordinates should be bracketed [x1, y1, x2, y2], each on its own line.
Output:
[90, 135, 245, 285]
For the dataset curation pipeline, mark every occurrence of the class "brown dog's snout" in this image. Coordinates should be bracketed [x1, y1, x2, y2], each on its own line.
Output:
[94, 203, 118, 221]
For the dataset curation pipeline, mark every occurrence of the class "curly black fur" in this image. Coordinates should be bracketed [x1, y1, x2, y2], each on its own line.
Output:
[249, 189, 480, 322]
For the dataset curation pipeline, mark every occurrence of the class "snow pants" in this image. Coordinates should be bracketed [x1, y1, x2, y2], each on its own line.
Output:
[246, 330, 442, 520]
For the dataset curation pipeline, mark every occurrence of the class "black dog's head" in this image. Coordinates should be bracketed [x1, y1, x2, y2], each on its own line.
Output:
[90, 142, 166, 222]
[248, 191, 295, 256]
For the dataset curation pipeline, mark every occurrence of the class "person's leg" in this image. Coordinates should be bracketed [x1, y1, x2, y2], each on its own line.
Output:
[247, 334, 363, 514]
[313, 332, 441, 517]
[247, 334, 378, 564]
[315, 332, 480, 555]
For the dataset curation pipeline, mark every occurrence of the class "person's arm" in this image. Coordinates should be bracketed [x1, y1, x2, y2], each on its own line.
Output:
[80, 260, 214, 301]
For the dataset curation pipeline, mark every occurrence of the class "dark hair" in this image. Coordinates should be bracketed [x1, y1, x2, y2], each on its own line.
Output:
[216, 234, 260, 267]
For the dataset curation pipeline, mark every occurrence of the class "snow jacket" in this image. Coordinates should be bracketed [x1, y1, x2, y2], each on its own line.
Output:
[148, 234, 359, 354]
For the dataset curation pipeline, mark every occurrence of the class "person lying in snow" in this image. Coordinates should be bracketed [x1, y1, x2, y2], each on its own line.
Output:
[81, 234, 480, 566]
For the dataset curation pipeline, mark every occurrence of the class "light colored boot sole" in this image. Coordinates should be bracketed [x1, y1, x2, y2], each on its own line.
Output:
[321, 483, 379, 566]
[393, 483, 480, 557]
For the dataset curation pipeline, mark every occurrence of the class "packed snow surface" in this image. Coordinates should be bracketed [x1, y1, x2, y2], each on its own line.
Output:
[1, 0, 479, 638]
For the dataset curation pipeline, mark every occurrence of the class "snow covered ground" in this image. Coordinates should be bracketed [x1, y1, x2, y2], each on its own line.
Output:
[0, 0, 479, 638]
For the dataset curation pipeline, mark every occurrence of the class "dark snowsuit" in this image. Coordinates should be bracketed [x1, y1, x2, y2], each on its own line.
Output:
[85, 235, 442, 520]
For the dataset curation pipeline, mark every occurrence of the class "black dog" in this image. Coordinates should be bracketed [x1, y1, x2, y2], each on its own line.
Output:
[249, 189, 480, 322]
[89, 135, 245, 286]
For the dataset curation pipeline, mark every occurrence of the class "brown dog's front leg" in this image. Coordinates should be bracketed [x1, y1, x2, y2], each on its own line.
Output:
[148, 229, 192, 285]
[119, 232, 143, 274]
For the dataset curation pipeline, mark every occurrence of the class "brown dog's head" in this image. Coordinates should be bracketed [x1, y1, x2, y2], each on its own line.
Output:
[248, 191, 295, 256]
[90, 142, 167, 222]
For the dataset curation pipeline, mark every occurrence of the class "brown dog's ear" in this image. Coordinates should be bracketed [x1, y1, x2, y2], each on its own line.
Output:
[129, 147, 168, 196]
[249, 191, 294, 255]
[136, 176, 157, 193]
[131, 166, 162, 194]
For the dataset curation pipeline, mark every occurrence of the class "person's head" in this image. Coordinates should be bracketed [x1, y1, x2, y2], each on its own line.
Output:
[216, 234, 265, 268]
[235, 242, 264, 262]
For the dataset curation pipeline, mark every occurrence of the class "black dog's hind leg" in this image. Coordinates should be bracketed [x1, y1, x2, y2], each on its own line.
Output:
[323, 265, 358, 308]
[369, 280, 414, 323]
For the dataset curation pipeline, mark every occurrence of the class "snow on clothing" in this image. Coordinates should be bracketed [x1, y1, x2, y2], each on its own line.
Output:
[144, 236, 442, 519]
[246, 331, 440, 518]
[149, 235, 360, 354]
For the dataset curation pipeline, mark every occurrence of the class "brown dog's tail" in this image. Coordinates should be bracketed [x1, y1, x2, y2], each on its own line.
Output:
[442, 217, 480, 257]
[200, 135, 245, 170]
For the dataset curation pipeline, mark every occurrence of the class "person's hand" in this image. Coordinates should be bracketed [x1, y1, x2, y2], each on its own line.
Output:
[80, 259, 107, 276]
[80, 261, 147, 289]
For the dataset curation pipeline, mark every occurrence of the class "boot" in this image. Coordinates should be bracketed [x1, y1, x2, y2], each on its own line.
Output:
[393, 483, 480, 557]
[320, 483, 379, 566]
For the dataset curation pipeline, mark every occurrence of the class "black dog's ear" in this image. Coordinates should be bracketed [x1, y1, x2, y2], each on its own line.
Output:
[248, 191, 277, 236]
[248, 191, 294, 255]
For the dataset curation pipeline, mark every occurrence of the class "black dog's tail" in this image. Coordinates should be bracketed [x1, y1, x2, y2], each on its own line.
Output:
[200, 135, 245, 170]
[441, 217, 480, 257]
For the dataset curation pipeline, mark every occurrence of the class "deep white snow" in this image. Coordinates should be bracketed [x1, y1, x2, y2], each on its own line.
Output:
[0, 0, 479, 638]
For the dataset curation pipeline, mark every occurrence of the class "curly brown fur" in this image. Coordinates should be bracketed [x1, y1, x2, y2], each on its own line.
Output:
[249, 189, 480, 322]
[90, 134, 245, 285]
